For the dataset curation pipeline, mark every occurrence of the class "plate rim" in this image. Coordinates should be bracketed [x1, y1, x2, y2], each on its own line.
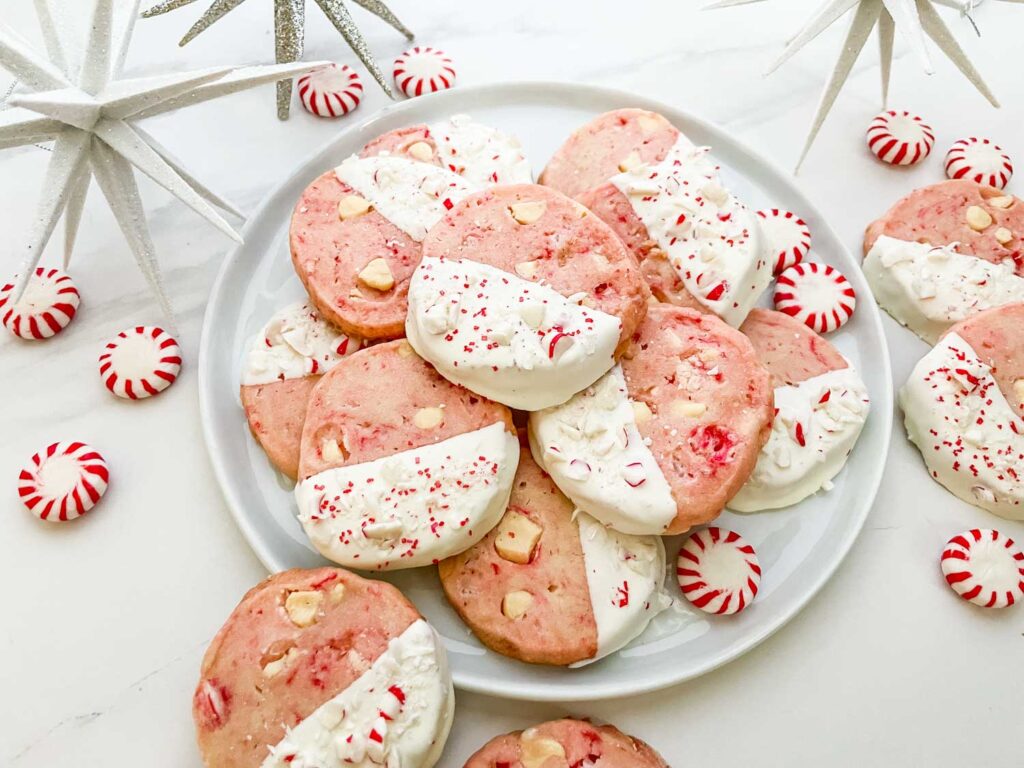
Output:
[198, 80, 894, 701]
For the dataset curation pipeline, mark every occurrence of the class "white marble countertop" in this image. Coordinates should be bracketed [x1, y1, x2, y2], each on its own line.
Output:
[3, 1, 1023, 765]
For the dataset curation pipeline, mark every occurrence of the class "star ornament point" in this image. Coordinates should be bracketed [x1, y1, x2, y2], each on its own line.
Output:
[707, 0, 1020, 168]
[0, 0, 329, 314]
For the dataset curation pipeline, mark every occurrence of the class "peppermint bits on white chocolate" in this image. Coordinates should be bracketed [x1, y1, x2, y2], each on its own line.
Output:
[1, 267, 79, 340]
[18, 441, 109, 522]
[99, 326, 182, 399]
[866, 110, 934, 166]
[774, 262, 856, 334]
[941, 529, 1024, 609]
[297, 63, 362, 118]
[677, 527, 761, 615]
[393, 46, 456, 98]
[757, 208, 811, 275]
[944, 137, 1014, 190]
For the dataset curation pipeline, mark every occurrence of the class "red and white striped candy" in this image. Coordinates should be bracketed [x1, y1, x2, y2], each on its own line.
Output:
[677, 527, 761, 615]
[18, 441, 109, 522]
[0, 267, 79, 340]
[99, 326, 181, 400]
[866, 110, 934, 166]
[774, 262, 856, 334]
[941, 528, 1024, 609]
[757, 208, 811, 275]
[393, 46, 456, 98]
[944, 137, 1014, 190]
[297, 63, 362, 118]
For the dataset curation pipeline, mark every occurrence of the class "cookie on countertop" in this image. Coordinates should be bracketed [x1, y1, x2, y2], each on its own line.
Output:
[439, 448, 668, 667]
[193, 567, 453, 768]
[295, 340, 519, 570]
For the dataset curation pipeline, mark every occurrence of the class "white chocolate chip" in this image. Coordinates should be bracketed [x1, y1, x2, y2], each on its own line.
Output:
[349, 286, 365, 299]
[520, 731, 567, 768]
[262, 647, 299, 677]
[284, 590, 323, 627]
[510, 201, 547, 225]
[1014, 378, 1024, 403]
[671, 400, 707, 418]
[407, 141, 434, 161]
[518, 300, 546, 329]
[637, 114, 662, 135]
[337, 194, 372, 220]
[328, 583, 346, 604]
[617, 150, 643, 172]
[966, 205, 993, 232]
[357, 258, 395, 292]
[363, 519, 403, 539]
[994, 227, 1014, 245]
[501, 590, 533, 620]
[397, 340, 416, 358]
[631, 400, 653, 424]
[413, 406, 444, 429]
[989, 195, 1014, 209]
[514, 260, 539, 279]
[494, 512, 543, 564]
[321, 438, 343, 462]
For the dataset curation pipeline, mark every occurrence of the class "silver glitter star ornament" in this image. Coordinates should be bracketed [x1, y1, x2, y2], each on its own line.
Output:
[706, 0, 1023, 168]
[0, 0, 329, 316]
[143, 0, 415, 119]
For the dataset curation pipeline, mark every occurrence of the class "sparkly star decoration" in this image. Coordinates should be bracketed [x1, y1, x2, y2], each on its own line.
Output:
[0, 0, 329, 316]
[142, 0, 414, 119]
[706, 0, 1023, 168]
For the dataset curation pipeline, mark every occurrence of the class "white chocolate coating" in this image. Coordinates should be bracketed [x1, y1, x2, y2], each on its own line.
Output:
[864, 235, 1024, 344]
[429, 114, 532, 186]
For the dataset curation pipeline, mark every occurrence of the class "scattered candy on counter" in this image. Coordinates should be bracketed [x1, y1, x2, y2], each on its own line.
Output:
[99, 326, 182, 400]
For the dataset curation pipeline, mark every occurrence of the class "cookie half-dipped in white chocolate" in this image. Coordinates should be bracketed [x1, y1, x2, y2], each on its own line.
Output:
[414, 184, 650, 411]
[864, 235, 1024, 344]
[296, 341, 518, 569]
[732, 309, 870, 512]
[900, 304, 1024, 520]
[193, 568, 453, 768]
[531, 305, 774, 535]
[439, 449, 668, 666]
[363, 114, 532, 186]
[241, 302, 366, 480]
[290, 155, 477, 339]
[579, 136, 772, 326]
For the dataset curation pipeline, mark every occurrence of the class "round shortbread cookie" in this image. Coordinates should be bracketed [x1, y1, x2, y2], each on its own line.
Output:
[240, 301, 366, 480]
[295, 340, 518, 570]
[530, 304, 774, 535]
[0, 267, 79, 340]
[540, 108, 680, 199]
[98, 325, 181, 399]
[439, 448, 668, 666]
[193, 568, 453, 768]
[410, 183, 649, 410]
[464, 719, 669, 768]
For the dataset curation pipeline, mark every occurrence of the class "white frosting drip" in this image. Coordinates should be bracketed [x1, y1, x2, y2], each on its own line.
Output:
[334, 155, 475, 241]
[864, 235, 1024, 344]
[528, 366, 677, 535]
[242, 301, 363, 386]
[610, 138, 771, 326]
[900, 332, 1024, 520]
[295, 423, 519, 569]
[406, 256, 621, 411]
[428, 114, 532, 186]
[262, 619, 454, 768]
[730, 366, 870, 512]
[572, 511, 670, 667]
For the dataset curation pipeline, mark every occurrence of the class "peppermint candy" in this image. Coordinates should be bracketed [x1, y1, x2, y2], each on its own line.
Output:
[944, 137, 1014, 190]
[757, 208, 811, 275]
[0, 267, 79, 340]
[393, 46, 456, 98]
[866, 110, 934, 166]
[774, 262, 856, 334]
[18, 441, 109, 522]
[677, 527, 761, 615]
[941, 529, 1024, 609]
[99, 326, 182, 399]
[297, 63, 362, 118]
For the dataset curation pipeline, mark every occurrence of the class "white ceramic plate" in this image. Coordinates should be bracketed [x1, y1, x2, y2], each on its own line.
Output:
[198, 81, 893, 702]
